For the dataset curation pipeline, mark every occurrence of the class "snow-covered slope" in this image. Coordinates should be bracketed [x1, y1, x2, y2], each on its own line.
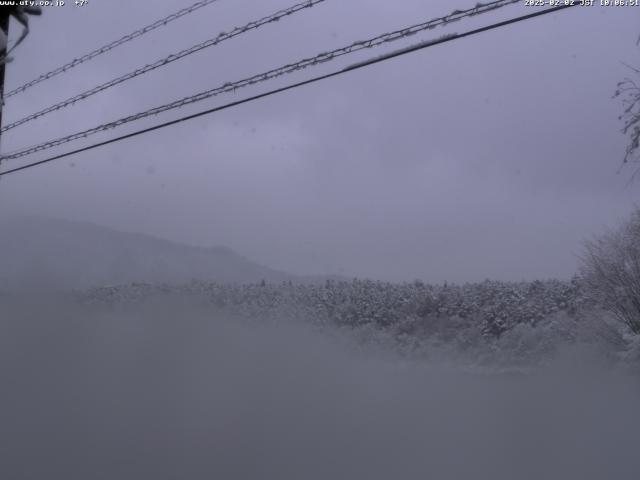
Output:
[0, 216, 294, 290]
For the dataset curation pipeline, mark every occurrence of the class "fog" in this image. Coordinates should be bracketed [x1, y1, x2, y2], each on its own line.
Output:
[1, 1, 639, 281]
[2, 2, 640, 478]
[1, 297, 639, 480]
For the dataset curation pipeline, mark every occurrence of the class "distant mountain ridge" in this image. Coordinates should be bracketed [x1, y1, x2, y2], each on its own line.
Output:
[0, 216, 299, 290]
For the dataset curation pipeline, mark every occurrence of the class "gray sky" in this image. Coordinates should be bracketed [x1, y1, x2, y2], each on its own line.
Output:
[0, 0, 639, 282]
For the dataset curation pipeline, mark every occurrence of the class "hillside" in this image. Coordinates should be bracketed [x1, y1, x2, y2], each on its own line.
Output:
[0, 216, 295, 290]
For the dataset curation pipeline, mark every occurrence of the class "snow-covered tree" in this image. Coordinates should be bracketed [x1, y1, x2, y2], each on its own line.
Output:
[580, 207, 640, 334]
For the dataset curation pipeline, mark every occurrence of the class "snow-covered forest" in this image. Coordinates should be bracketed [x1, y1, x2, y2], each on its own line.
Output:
[59, 275, 633, 370]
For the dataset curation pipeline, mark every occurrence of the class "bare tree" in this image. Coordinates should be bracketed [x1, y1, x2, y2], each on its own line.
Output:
[580, 207, 640, 334]
[615, 62, 640, 170]
[0, 6, 42, 63]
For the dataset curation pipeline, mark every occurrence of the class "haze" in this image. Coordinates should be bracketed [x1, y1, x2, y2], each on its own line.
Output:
[1, 0, 639, 281]
[2, 299, 640, 479]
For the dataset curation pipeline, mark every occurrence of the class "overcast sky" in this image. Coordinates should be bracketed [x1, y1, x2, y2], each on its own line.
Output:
[0, 0, 638, 282]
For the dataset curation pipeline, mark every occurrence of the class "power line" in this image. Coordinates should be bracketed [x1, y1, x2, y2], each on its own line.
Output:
[0, 0, 522, 159]
[1, 0, 326, 134]
[4, 0, 222, 99]
[0, 3, 579, 178]
[0, 12, 9, 157]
